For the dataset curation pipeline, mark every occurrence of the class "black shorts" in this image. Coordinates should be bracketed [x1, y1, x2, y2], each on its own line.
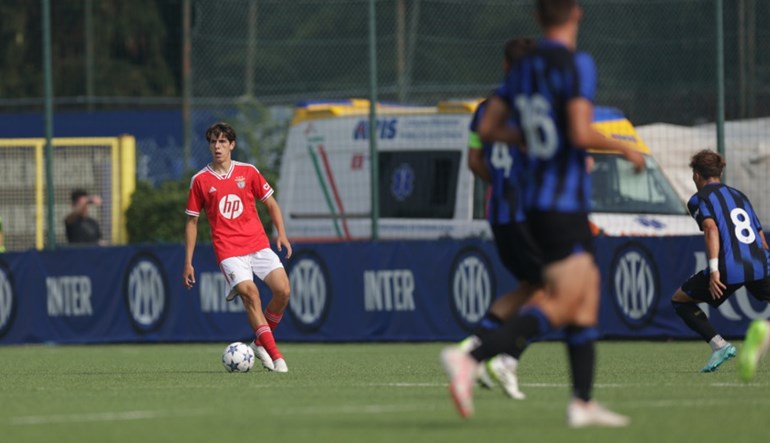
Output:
[682, 270, 770, 307]
[491, 222, 543, 284]
[526, 211, 594, 264]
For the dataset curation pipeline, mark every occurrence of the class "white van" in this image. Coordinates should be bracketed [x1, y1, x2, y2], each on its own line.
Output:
[277, 99, 699, 241]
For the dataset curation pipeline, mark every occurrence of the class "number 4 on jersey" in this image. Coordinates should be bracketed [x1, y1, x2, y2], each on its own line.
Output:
[490, 143, 513, 178]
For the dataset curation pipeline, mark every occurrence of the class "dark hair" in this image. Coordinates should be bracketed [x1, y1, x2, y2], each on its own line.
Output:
[71, 188, 88, 204]
[504, 37, 537, 67]
[205, 122, 237, 143]
[689, 149, 725, 179]
[537, 0, 577, 28]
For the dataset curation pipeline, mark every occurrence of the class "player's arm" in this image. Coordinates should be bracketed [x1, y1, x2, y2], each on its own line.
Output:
[263, 196, 292, 259]
[478, 96, 522, 146]
[183, 215, 198, 289]
[467, 127, 490, 183]
[701, 217, 726, 299]
[567, 98, 645, 172]
[468, 148, 490, 183]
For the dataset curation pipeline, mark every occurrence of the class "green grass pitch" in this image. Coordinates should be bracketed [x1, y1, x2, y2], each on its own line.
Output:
[1, 341, 768, 443]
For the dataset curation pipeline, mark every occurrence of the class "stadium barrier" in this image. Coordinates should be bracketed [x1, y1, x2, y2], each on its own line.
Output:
[0, 237, 767, 345]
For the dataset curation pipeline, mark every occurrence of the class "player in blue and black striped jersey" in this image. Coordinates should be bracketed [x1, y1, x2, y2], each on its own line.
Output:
[672, 149, 770, 373]
[441, 0, 645, 427]
[461, 37, 541, 400]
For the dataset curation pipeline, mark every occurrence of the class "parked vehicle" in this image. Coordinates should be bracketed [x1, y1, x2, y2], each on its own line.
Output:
[277, 99, 699, 241]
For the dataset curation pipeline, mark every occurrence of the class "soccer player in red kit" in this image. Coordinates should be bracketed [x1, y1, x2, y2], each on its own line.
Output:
[184, 121, 293, 372]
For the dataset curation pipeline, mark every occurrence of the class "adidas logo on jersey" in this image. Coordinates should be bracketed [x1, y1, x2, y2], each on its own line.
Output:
[209, 186, 217, 193]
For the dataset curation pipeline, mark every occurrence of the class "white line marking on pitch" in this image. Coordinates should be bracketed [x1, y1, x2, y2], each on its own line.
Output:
[9, 409, 210, 426]
[274, 403, 439, 416]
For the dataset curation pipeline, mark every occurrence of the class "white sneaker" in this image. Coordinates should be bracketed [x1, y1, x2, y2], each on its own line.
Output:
[273, 358, 288, 373]
[440, 347, 477, 419]
[567, 400, 630, 428]
[474, 363, 496, 389]
[486, 354, 525, 400]
[249, 342, 275, 371]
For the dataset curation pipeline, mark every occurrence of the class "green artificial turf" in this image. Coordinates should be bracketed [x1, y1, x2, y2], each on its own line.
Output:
[0, 341, 767, 443]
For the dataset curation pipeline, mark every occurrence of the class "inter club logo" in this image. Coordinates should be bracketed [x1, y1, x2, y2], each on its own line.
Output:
[449, 246, 495, 331]
[287, 251, 331, 332]
[219, 194, 244, 219]
[123, 252, 168, 333]
[0, 260, 16, 338]
[610, 242, 660, 329]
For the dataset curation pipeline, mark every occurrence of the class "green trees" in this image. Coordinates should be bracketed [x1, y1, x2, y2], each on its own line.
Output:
[0, 0, 180, 107]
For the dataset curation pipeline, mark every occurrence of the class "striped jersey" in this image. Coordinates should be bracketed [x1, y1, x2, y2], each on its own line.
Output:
[494, 38, 596, 213]
[468, 99, 526, 225]
[186, 161, 274, 263]
[687, 182, 770, 283]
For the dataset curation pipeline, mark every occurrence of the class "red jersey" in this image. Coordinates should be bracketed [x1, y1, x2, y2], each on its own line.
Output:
[186, 161, 274, 262]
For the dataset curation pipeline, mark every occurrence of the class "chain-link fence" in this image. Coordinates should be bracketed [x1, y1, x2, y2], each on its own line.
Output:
[187, 0, 770, 231]
[189, 0, 769, 121]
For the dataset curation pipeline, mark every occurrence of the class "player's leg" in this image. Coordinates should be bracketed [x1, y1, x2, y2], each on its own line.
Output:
[671, 272, 737, 372]
[253, 248, 290, 327]
[253, 248, 291, 372]
[479, 223, 543, 334]
[262, 267, 290, 327]
[739, 278, 770, 381]
[459, 283, 538, 352]
[459, 223, 545, 392]
[222, 255, 281, 371]
[561, 260, 628, 427]
[232, 279, 281, 371]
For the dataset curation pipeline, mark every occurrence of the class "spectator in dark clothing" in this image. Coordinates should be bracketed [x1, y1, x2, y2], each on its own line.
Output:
[65, 189, 103, 245]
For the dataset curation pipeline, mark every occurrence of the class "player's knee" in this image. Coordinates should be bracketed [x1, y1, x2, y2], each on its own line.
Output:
[671, 289, 691, 303]
[239, 289, 263, 309]
[274, 284, 290, 303]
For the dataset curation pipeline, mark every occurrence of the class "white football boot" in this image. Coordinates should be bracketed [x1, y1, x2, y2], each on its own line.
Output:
[249, 342, 275, 371]
[440, 346, 477, 419]
[485, 354, 525, 400]
[567, 400, 630, 428]
[273, 358, 288, 373]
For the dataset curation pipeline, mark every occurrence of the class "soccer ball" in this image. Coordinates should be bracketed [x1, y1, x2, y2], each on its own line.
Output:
[222, 342, 255, 373]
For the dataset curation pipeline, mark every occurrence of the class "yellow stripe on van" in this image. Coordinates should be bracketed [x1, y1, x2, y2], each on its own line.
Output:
[291, 99, 651, 155]
[291, 99, 438, 126]
[591, 119, 651, 154]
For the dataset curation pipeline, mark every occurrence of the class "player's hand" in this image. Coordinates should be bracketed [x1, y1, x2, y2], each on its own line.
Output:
[625, 150, 646, 173]
[183, 264, 196, 289]
[276, 234, 293, 259]
[708, 271, 726, 300]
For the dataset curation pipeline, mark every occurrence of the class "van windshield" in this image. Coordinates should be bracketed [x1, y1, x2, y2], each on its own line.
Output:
[590, 154, 687, 215]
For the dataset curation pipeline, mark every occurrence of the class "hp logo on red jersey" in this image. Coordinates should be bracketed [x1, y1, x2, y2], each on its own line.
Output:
[219, 194, 244, 219]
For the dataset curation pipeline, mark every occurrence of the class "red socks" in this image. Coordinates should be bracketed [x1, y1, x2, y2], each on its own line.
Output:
[254, 325, 282, 360]
[265, 308, 283, 331]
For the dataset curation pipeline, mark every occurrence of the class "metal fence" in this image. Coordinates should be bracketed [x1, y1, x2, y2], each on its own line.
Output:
[1, 0, 769, 246]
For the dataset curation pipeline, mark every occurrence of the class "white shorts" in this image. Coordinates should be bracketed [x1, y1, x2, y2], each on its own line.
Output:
[220, 248, 284, 300]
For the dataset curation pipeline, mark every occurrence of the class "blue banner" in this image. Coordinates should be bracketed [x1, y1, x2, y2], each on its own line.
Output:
[0, 237, 766, 345]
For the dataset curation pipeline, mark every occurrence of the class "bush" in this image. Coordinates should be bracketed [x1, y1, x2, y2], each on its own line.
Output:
[126, 179, 211, 244]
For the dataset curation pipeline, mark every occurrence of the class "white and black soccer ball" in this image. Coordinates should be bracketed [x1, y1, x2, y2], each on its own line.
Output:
[222, 342, 255, 373]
